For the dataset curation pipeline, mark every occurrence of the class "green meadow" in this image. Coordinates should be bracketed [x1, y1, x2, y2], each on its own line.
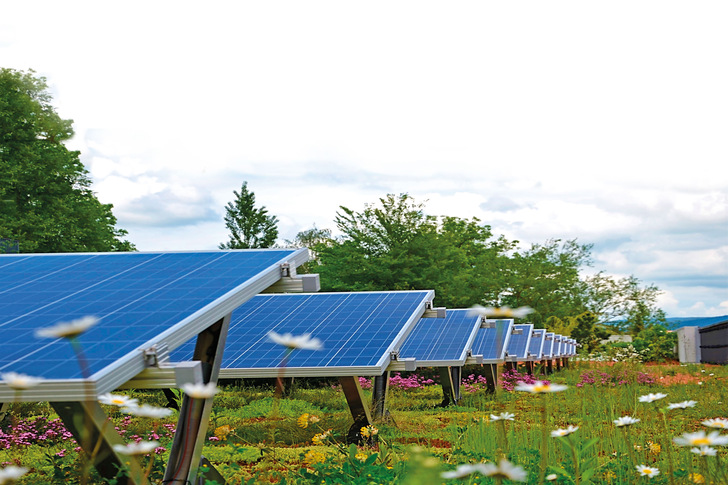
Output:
[1, 361, 726, 484]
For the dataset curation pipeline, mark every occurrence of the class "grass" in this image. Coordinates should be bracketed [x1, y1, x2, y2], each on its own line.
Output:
[1, 361, 726, 484]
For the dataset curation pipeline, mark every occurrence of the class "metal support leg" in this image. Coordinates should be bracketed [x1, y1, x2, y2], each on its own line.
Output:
[52, 400, 147, 485]
[482, 363, 498, 394]
[563, 358, 569, 369]
[438, 367, 456, 407]
[546, 360, 554, 374]
[339, 376, 372, 444]
[539, 360, 547, 375]
[525, 361, 534, 376]
[164, 315, 230, 485]
[371, 371, 390, 420]
[556, 358, 562, 371]
[450, 367, 462, 404]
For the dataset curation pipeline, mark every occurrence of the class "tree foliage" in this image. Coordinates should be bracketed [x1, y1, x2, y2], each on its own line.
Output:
[219, 181, 279, 249]
[311, 193, 664, 327]
[0, 68, 134, 253]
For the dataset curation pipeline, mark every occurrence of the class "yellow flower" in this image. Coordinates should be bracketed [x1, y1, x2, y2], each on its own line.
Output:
[647, 441, 661, 454]
[355, 452, 368, 462]
[689, 473, 705, 484]
[298, 413, 310, 428]
[312, 429, 332, 445]
[304, 450, 325, 466]
[214, 425, 233, 441]
[360, 425, 378, 438]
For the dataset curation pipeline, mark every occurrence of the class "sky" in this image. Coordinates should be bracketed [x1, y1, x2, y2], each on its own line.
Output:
[2, 1, 726, 318]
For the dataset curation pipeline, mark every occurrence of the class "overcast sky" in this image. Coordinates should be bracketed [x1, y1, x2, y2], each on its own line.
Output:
[2, 1, 726, 318]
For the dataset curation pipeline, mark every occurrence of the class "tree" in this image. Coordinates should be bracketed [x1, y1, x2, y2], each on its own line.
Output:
[316, 194, 514, 308]
[219, 182, 278, 249]
[499, 239, 592, 327]
[582, 272, 665, 333]
[283, 225, 333, 273]
[0, 68, 134, 252]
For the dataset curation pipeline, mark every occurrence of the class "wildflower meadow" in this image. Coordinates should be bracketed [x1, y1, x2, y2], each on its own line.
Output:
[1, 358, 726, 484]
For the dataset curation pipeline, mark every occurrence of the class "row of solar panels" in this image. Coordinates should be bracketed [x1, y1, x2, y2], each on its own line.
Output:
[0, 250, 575, 402]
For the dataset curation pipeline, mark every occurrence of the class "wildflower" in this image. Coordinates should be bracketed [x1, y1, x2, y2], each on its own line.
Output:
[647, 441, 661, 454]
[690, 446, 717, 456]
[355, 452, 368, 462]
[112, 440, 159, 455]
[309, 415, 320, 424]
[667, 400, 697, 410]
[0, 466, 28, 484]
[304, 450, 326, 466]
[267, 331, 322, 350]
[214, 425, 233, 441]
[546, 474, 558, 481]
[469, 305, 533, 319]
[614, 416, 640, 427]
[638, 393, 667, 403]
[1, 372, 43, 390]
[673, 431, 728, 447]
[98, 393, 139, 408]
[312, 429, 332, 445]
[635, 465, 660, 478]
[551, 425, 579, 437]
[490, 412, 515, 421]
[702, 418, 728, 429]
[360, 425, 378, 438]
[298, 413, 310, 428]
[441, 464, 486, 479]
[180, 382, 219, 399]
[514, 380, 568, 393]
[121, 404, 173, 419]
[35, 315, 98, 339]
[689, 473, 706, 483]
[480, 458, 529, 482]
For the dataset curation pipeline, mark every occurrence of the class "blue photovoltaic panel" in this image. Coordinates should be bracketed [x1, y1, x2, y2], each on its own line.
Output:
[470, 319, 514, 363]
[506, 324, 533, 361]
[173, 290, 434, 377]
[542, 332, 555, 358]
[0, 249, 305, 400]
[553, 335, 564, 357]
[398, 309, 481, 366]
[527, 329, 546, 361]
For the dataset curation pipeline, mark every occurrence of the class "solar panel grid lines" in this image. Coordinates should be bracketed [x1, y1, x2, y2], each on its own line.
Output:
[504, 324, 534, 361]
[470, 318, 514, 364]
[526, 329, 546, 361]
[398, 309, 482, 367]
[0, 249, 308, 402]
[553, 335, 564, 357]
[172, 290, 436, 378]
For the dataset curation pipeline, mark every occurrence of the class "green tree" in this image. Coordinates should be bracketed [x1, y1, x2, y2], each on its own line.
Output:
[499, 239, 592, 327]
[283, 225, 333, 273]
[219, 181, 279, 249]
[0, 68, 134, 253]
[582, 272, 665, 333]
[570, 311, 599, 352]
[316, 193, 514, 308]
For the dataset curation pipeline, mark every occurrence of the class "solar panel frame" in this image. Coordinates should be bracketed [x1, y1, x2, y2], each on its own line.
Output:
[526, 329, 546, 361]
[470, 319, 514, 364]
[398, 309, 482, 367]
[505, 324, 533, 361]
[0, 249, 308, 401]
[173, 290, 436, 379]
[553, 335, 564, 357]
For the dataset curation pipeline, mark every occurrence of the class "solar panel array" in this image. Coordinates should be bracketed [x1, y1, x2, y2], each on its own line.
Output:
[470, 319, 514, 363]
[398, 309, 481, 367]
[0, 249, 307, 401]
[173, 290, 434, 378]
[505, 324, 533, 361]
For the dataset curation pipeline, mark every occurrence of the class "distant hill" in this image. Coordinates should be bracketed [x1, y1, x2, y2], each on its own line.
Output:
[666, 315, 728, 328]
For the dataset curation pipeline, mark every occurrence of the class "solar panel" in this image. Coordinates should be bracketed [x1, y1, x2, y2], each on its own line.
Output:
[470, 319, 514, 363]
[172, 290, 435, 377]
[527, 329, 546, 361]
[553, 335, 564, 357]
[398, 309, 481, 367]
[542, 332, 555, 359]
[505, 324, 533, 361]
[0, 249, 307, 401]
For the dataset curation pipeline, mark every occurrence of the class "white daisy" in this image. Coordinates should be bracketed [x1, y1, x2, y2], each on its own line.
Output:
[35, 315, 98, 339]
[514, 381, 568, 393]
[638, 393, 667, 403]
[0, 466, 28, 484]
[635, 465, 660, 478]
[551, 425, 579, 437]
[673, 431, 728, 447]
[702, 418, 728, 429]
[267, 331, 323, 350]
[613, 416, 641, 427]
[1, 372, 43, 390]
[112, 440, 159, 455]
[98, 393, 138, 408]
[490, 412, 515, 421]
[181, 382, 219, 399]
[690, 446, 717, 456]
[121, 404, 173, 418]
[667, 400, 697, 410]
